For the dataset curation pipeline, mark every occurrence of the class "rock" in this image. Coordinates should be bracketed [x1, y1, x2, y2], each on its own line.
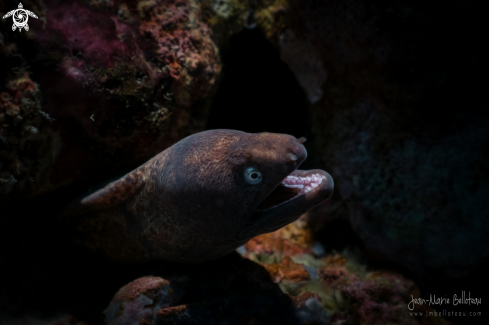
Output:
[315, 102, 489, 277]
[104, 257, 299, 325]
[278, 29, 326, 104]
[0, 72, 54, 195]
[106, 276, 188, 325]
[1, 0, 220, 202]
[265, 0, 489, 276]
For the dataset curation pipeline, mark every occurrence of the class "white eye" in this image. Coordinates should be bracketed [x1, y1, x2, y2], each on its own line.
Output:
[244, 167, 262, 184]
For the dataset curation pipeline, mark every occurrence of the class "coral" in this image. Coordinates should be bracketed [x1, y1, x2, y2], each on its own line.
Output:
[240, 218, 454, 325]
[1, 0, 221, 203]
[0, 72, 55, 195]
[0, 0, 295, 204]
[201, 0, 288, 46]
[36, 0, 219, 109]
[0, 9, 56, 197]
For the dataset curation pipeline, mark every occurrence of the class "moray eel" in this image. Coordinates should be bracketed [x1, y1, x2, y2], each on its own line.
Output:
[66, 129, 334, 263]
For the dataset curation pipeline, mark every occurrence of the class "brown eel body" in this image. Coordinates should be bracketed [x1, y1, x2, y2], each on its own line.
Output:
[65, 129, 334, 263]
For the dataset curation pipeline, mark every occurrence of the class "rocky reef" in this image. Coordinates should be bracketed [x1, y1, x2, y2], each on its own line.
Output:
[240, 218, 455, 325]
[1, 0, 487, 324]
[100, 219, 453, 325]
[1, 0, 220, 202]
[0, 72, 53, 194]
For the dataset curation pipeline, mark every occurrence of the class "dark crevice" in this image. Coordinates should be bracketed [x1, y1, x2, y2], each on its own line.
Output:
[205, 28, 314, 170]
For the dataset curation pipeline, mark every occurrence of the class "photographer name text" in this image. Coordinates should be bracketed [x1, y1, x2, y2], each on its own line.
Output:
[408, 291, 481, 310]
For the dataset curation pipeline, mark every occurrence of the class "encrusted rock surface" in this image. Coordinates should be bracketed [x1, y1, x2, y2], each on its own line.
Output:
[103, 219, 454, 325]
[241, 218, 455, 325]
[0, 72, 55, 194]
[0, 0, 295, 202]
[104, 259, 299, 325]
[1, 0, 220, 202]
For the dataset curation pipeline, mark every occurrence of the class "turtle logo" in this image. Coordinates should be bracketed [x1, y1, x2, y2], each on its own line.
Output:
[2, 3, 38, 32]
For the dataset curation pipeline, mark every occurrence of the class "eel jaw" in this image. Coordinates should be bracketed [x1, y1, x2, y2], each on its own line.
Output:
[242, 169, 334, 237]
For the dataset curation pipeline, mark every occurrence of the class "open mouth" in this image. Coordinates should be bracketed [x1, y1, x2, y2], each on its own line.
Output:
[256, 170, 329, 211]
[243, 166, 333, 236]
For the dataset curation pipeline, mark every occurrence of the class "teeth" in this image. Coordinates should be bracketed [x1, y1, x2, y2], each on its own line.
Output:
[282, 173, 326, 195]
[283, 184, 304, 188]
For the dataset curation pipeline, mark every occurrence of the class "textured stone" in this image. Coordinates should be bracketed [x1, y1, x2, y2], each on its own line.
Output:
[268, 0, 489, 276]
[105, 258, 299, 325]
[1, 0, 220, 203]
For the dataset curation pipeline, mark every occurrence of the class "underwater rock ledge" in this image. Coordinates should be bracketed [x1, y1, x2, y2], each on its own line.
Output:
[1, 0, 220, 202]
[270, 0, 489, 277]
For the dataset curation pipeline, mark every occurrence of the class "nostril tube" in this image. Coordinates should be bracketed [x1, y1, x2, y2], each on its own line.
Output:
[287, 153, 298, 161]
[296, 137, 307, 144]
